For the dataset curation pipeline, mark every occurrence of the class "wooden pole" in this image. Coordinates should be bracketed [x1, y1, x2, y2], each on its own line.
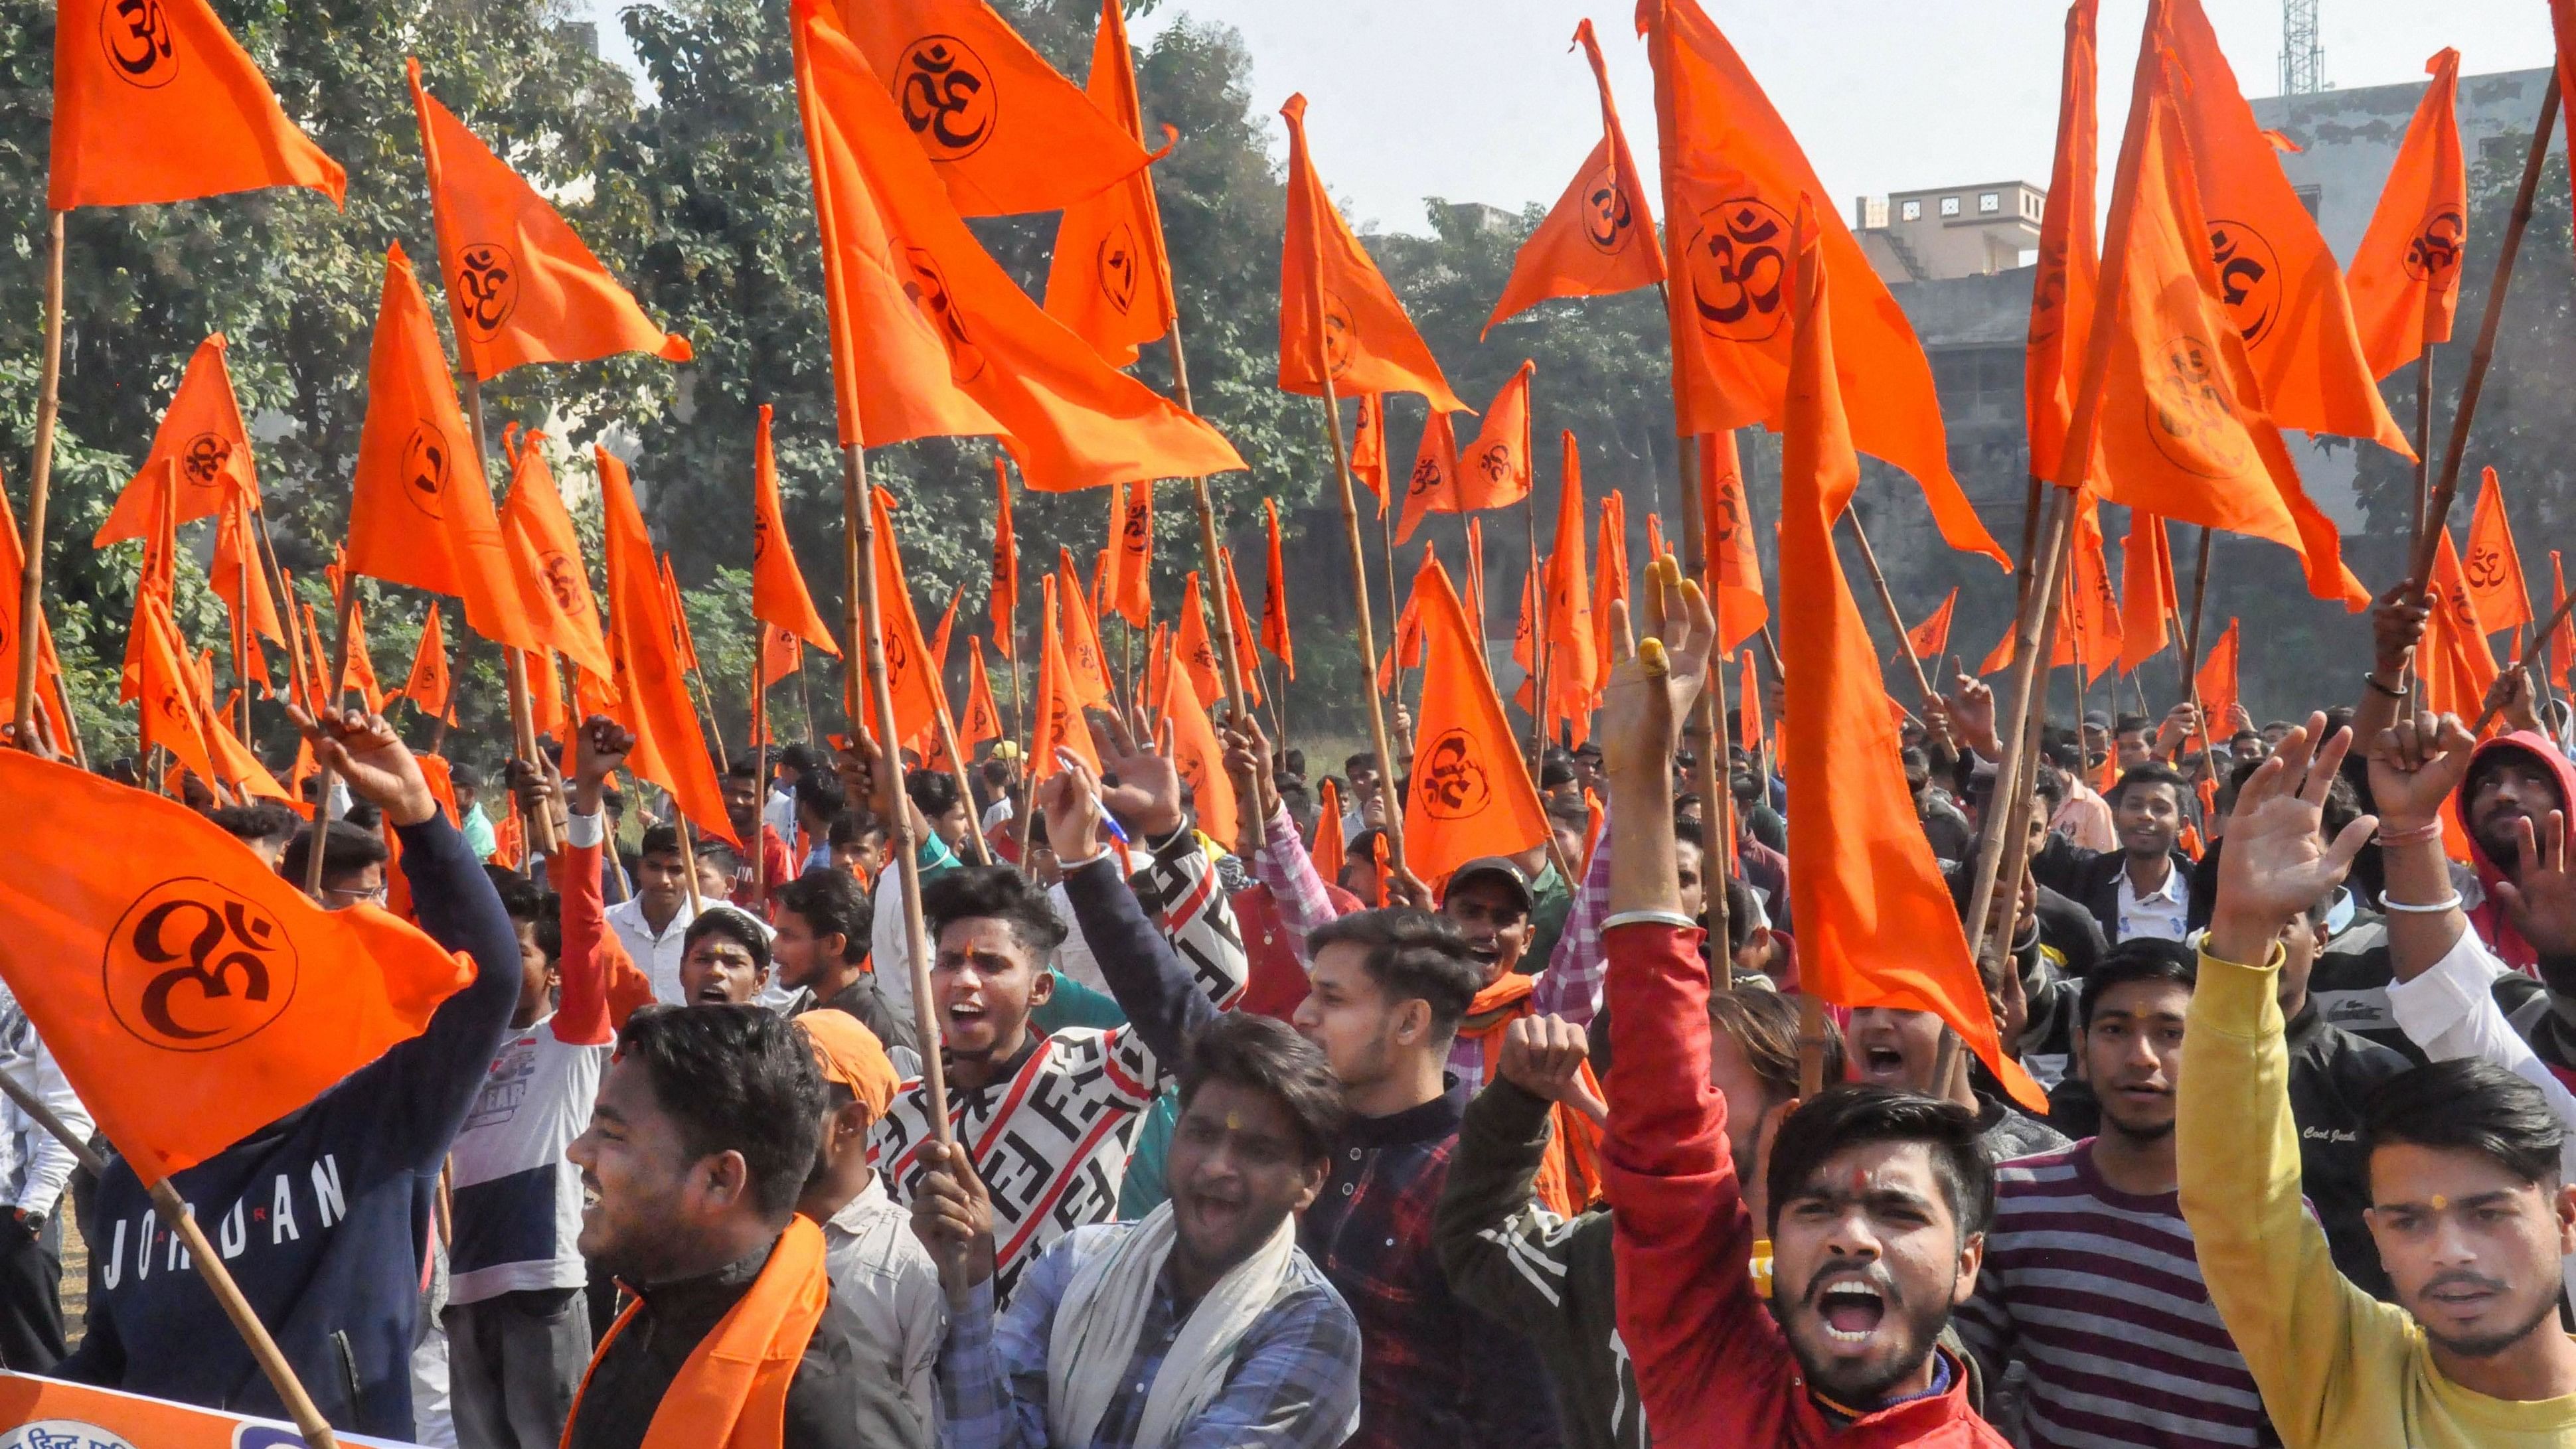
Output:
[1525, 493, 1548, 762]
[848, 443, 952, 1146]
[752, 663, 770, 909]
[1292, 332, 1404, 867]
[675, 811, 705, 914]
[1162, 331, 1251, 718]
[1961, 485, 2076, 970]
[10, 213, 65, 743]
[301, 587, 362, 898]
[463, 378, 560, 862]
[1844, 512, 1937, 708]
[2176, 526, 2217, 769]
[2408, 74, 2559, 593]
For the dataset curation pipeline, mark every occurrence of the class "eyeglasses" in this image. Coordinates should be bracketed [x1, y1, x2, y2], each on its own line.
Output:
[319, 883, 389, 910]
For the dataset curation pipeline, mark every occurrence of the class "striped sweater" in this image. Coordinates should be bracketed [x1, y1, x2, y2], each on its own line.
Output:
[1955, 1142, 2275, 1449]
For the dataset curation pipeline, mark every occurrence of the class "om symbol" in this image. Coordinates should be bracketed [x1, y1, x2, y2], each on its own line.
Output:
[1123, 495, 1150, 554]
[2207, 221, 2280, 348]
[103, 880, 299, 1052]
[457, 244, 521, 339]
[897, 36, 997, 159]
[540, 552, 584, 614]
[402, 424, 451, 519]
[2466, 546, 2507, 591]
[2405, 205, 2464, 289]
[181, 433, 232, 493]
[1097, 222, 1141, 315]
[2144, 335, 2250, 479]
[1583, 164, 1634, 254]
[1321, 290, 1356, 378]
[99, 0, 176, 89]
[1686, 198, 1792, 344]
[1417, 729, 1491, 820]
[1475, 444, 1515, 484]
[901, 247, 987, 384]
[1409, 451, 1445, 498]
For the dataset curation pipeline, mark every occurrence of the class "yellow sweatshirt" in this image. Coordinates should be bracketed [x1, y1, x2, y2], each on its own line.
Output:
[2178, 944, 2576, 1448]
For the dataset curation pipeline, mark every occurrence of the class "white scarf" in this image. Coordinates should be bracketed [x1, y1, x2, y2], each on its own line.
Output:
[1044, 1201, 1301, 1449]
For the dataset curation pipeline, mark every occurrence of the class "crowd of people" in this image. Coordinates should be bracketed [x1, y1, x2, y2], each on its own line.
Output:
[5, 570, 2576, 1449]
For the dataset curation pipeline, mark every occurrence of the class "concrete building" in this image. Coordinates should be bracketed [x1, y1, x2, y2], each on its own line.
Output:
[1855, 181, 2047, 283]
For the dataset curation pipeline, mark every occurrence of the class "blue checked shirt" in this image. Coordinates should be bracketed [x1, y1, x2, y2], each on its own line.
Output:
[935, 1221, 1364, 1449]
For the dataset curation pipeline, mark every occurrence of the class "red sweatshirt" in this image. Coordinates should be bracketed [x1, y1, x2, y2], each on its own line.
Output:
[1601, 921, 2004, 1448]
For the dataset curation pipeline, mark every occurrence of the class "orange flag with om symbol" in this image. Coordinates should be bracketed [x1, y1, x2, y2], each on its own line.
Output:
[2027, 0, 2101, 486]
[751, 405, 843, 655]
[498, 433, 615, 682]
[1486, 19, 1664, 335]
[2464, 467, 2534, 635]
[1457, 362, 1536, 512]
[2345, 49, 2464, 378]
[1277, 93, 1466, 413]
[596, 446, 736, 848]
[1699, 431, 1769, 652]
[1404, 550, 1548, 881]
[1174, 573, 1224, 710]
[95, 335, 260, 547]
[1041, 0, 1176, 365]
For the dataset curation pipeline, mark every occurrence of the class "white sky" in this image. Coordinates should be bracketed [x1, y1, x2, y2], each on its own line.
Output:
[581, 1, 2559, 236]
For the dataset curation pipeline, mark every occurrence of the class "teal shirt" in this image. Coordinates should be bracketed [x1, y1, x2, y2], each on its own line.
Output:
[1117, 1087, 1180, 1220]
[1030, 968, 1126, 1035]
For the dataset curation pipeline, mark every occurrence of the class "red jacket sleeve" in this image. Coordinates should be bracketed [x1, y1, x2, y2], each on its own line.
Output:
[1603, 921, 1795, 1446]
[551, 830, 614, 1047]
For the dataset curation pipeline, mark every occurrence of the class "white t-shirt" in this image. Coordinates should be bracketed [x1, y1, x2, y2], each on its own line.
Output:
[444, 1015, 608, 1303]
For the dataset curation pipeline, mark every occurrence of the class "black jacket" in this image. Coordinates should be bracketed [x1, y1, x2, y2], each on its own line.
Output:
[564, 1233, 893, 1449]
[2283, 995, 2409, 1300]
[2030, 836, 2195, 943]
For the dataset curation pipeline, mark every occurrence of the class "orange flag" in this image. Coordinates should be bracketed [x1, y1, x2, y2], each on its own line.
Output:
[1277, 94, 1467, 412]
[2552, 552, 2575, 695]
[1542, 436, 1597, 743]
[0, 753, 479, 1182]
[1465, 516, 1492, 648]
[2346, 50, 2465, 378]
[343, 246, 544, 652]
[2428, 529, 2500, 700]
[793, 0, 1240, 493]
[340, 600, 386, 716]
[1394, 409, 1463, 546]
[961, 637, 1004, 749]
[1403, 551, 1549, 880]
[1157, 650, 1238, 848]
[1029, 577, 1103, 778]
[2027, 0, 2101, 485]
[210, 481, 282, 646]
[1771, 212, 2042, 1111]
[50, 0, 345, 210]
[760, 624, 805, 692]
[1040, 0, 1176, 366]
[1589, 489, 1631, 696]
[596, 447, 736, 848]
[2156, 0, 2411, 457]
[1052, 549, 1113, 708]
[989, 461, 1022, 662]
[299, 601, 333, 716]
[0, 471, 78, 744]
[1906, 588, 1958, 661]
[2061, 495, 2125, 682]
[1350, 394, 1389, 507]
[1313, 778, 1348, 883]
[1261, 498, 1295, 678]
[1737, 647, 1763, 751]
[401, 601, 453, 722]
[2195, 619, 2241, 733]
[657, 557, 702, 677]
[525, 644, 572, 740]
[1486, 17, 1664, 335]
[131, 597, 226, 795]
[2464, 467, 2534, 635]
[846, 489, 951, 752]
[1378, 556, 1427, 697]
[2060, 47, 2366, 609]
[1220, 546, 1265, 709]
[1639, 0, 2003, 565]
[1645, 512, 1668, 566]
[750, 405, 842, 655]
[1174, 573, 1224, 709]
[94, 335, 260, 546]
[2119, 510, 2179, 674]
[498, 433, 615, 681]
[409, 58, 689, 378]
[838, 0, 1151, 217]
[1700, 431, 1771, 652]
[1457, 362, 1537, 512]
[1110, 481, 1153, 630]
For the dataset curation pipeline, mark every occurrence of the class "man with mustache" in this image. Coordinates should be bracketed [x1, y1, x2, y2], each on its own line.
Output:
[1957, 941, 2279, 1448]
[1597, 566, 2005, 1444]
[2180, 713, 2576, 1447]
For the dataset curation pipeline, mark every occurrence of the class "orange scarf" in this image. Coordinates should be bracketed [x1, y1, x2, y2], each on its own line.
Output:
[1455, 974, 1607, 1217]
[562, 1216, 831, 1449]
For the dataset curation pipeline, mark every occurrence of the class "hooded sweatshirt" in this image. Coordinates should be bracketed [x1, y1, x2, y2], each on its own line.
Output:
[2458, 730, 2576, 974]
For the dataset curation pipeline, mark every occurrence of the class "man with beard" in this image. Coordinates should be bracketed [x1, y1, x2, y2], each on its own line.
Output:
[1599, 568, 2004, 1444]
[2181, 714, 2576, 1446]
[2455, 727, 2576, 974]
[1957, 942, 2278, 1448]
[911, 1013, 1362, 1448]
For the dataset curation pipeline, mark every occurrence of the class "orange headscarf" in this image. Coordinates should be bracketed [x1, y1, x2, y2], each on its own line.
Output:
[1454, 974, 1606, 1218]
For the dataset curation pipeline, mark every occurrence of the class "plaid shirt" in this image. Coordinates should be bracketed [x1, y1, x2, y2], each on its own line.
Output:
[935, 1222, 1362, 1449]
[1301, 1080, 1567, 1449]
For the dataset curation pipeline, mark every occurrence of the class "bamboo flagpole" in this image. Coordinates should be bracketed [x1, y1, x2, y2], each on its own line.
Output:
[9, 214, 65, 745]
[301, 583, 362, 897]
[461, 378, 561, 862]
[1161, 331, 1252, 719]
[846, 443, 953, 1148]
[1844, 511, 1938, 709]
[1292, 349, 1405, 867]
[1960, 485, 2077, 972]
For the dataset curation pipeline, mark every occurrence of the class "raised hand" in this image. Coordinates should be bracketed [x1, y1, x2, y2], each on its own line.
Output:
[2208, 712, 2377, 966]
[1220, 707, 1279, 824]
[907, 1142, 995, 1307]
[1038, 750, 1111, 864]
[2152, 701, 2202, 761]
[2492, 810, 2576, 959]
[2371, 581, 2431, 680]
[1944, 675, 2001, 759]
[2364, 711, 2476, 831]
[1496, 1014, 1609, 1124]
[287, 703, 437, 826]
[2484, 664, 2545, 736]
[1596, 556, 1716, 786]
[1091, 707, 1184, 838]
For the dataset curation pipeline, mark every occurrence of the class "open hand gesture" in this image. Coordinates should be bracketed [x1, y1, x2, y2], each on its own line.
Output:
[2493, 810, 2576, 958]
[2209, 712, 2376, 965]
[1597, 557, 1716, 785]
[1091, 708, 1183, 838]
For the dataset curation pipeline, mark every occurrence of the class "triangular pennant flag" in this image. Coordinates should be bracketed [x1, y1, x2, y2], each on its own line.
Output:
[595, 446, 736, 847]
[1486, 19, 1664, 335]
[1639, 0, 2004, 565]
[960, 637, 1003, 750]
[1589, 489, 1631, 702]
[50, 0, 345, 210]
[1313, 777, 1348, 884]
[1261, 498, 1295, 679]
[750, 405, 843, 655]
[657, 556, 702, 677]
[1378, 555, 1426, 697]
[133, 596, 225, 795]
[210, 481, 282, 647]
[838, 0, 1153, 216]
[1040, 0, 1176, 365]
[2464, 466, 2534, 635]
[793, 0, 1241, 492]
[1174, 572, 1224, 709]
[2195, 618, 2241, 736]
[760, 624, 805, 693]
[2551, 551, 2575, 696]
[1029, 576, 1102, 779]
[1277, 94, 1467, 412]
[1771, 209, 2042, 1111]
[340, 599, 386, 716]
[1350, 394, 1389, 508]
[1457, 362, 1536, 511]
[409, 58, 689, 379]
[1395, 408, 1464, 548]
[1220, 546, 1265, 710]
[851, 490, 951, 751]
[400, 601, 453, 722]
[1053, 548, 1113, 708]
[1737, 647, 1763, 751]
[1156, 647, 1238, 848]
[497, 432, 615, 682]
[1403, 552, 1549, 881]
[343, 245, 544, 652]
[5, 470, 84, 746]
[1110, 480, 1153, 630]
[1543, 435, 1597, 743]
[94, 335, 260, 546]
[2027, 0, 2101, 485]
[2346, 50, 2465, 379]
[2119, 510, 2180, 674]
[1700, 431, 1771, 653]
[2428, 529, 2500, 704]
[1906, 588, 1958, 661]
[2063, 494, 2124, 682]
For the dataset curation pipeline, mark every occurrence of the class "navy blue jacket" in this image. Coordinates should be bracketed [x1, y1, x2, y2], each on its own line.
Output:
[59, 810, 522, 1439]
